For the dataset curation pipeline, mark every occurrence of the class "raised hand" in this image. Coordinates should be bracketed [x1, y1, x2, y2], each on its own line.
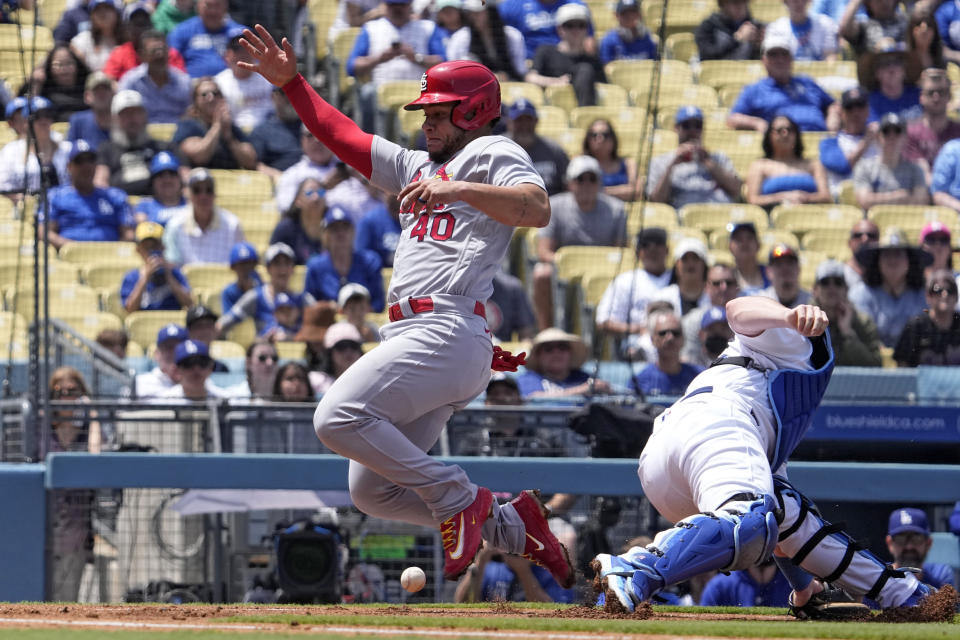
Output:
[238, 24, 298, 88]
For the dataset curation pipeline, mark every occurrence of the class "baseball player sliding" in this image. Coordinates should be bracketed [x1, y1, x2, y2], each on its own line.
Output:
[239, 25, 574, 587]
[594, 297, 940, 615]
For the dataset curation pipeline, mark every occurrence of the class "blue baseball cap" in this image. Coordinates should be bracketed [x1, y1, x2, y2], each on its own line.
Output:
[508, 98, 538, 120]
[323, 205, 353, 227]
[4, 97, 28, 119]
[274, 291, 302, 308]
[229, 241, 258, 266]
[700, 306, 727, 330]
[156, 323, 188, 347]
[675, 105, 703, 124]
[89, 0, 120, 9]
[68, 139, 97, 161]
[888, 508, 929, 537]
[150, 151, 180, 176]
[174, 339, 211, 365]
[29, 96, 54, 114]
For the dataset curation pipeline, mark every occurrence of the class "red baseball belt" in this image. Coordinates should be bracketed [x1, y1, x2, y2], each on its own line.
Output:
[388, 296, 486, 322]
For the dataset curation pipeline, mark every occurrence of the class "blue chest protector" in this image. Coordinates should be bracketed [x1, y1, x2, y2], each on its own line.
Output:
[767, 332, 835, 470]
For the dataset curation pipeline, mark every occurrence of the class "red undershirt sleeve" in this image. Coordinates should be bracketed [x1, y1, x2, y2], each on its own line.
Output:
[282, 74, 374, 180]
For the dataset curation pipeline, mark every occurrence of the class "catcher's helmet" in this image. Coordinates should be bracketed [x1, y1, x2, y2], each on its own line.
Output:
[403, 61, 501, 131]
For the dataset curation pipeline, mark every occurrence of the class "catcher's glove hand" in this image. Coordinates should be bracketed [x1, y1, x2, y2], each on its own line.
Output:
[789, 584, 870, 621]
[491, 345, 526, 372]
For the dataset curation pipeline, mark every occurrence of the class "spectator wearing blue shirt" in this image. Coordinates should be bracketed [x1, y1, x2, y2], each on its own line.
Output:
[355, 196, 401, 268]
[134, 151, 187, 226]
[120, 220, 193, 312]
[599, 0, 658, 65]
[41, 140, 135, 249]
[260, 291, 304, 342]
[54, 0, 92, 43]
[271, 176, 327, 265]
[66, 70, 116, 150]
[727, 33, 839, 132]
[935, 0, 960, 67]
[932, 138, 960, 211]
[117, 30, 193, 124]
[498, 0, 591, 60]
[632, 308, 703, 396]
[516, 328, 614, 398]
[167, 0, 244, 78]
[866, 47, 921, 123]
[818, 86, 879, 196]
[699, 560, 793, 607]
[430, 0, 464, 55]
[304, 205, 385, 312]
[883, 508, 955, 590]
[221, 241, 263, 314]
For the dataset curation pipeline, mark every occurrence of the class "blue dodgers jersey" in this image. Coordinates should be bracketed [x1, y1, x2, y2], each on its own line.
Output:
[46, 186, 133, 241]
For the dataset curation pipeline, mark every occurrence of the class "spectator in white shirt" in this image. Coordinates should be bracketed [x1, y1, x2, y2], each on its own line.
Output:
[135, 323, 186, 398]
[162, 167, 246, 265]
[214, 29, 276, 131]
[765, 0, 839, 61]
[275, 125, 343, 212]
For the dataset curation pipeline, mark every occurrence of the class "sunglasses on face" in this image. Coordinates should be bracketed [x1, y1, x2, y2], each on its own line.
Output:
[52, 386, 82, 398]
[772, 125, 795, 134]
[179, 356, 213, 369]
[303, 189, 324, 197]
[575, 174, 598, 184]
[850, 231, 879, 240]
[332, 340, 362, 352]
[923, 234, 951, 245]
[678, 120, 703, 130]
[881, 126, 903, 136]
[928, 284, 958, 297]
[257, 353, 278, 363]
[709, 278, 737, 287]
[817, 276, 846, 287]
[657, 328, 682, 338]
[923, 88, 949, 98]
[589, 130, 613, 139]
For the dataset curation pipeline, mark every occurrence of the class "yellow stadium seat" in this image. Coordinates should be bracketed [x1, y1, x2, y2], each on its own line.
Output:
[81, 262, 140, 290]
[210, 339, 246, 360]
[396, 106, 424, 147]
[376, 80, 421, 113]
[703, 129, 764, 156]
[665, 32, 697, 63]
[126, 341, 145, 358]
[749, 0, 787, 22]
[331, 26, 360, 92]
[793, 60, 857, 82]
[569, 105, 647, 130]
[680, 203, 768, 235]
[66, 311, 124, 341]
[0, 24, 53, 51]
[146, 122, 177, 142]
[836, 180, 857, 206]
[605, 59, 694, 92]
[798, 249, 829, 289]
[698, 60, 766, 89]
[709, 248, 735, 266]
[596, 83, 630, 107]
[59, 241, 139, 266]
[100, 288, 126, 319]
[770, 204, 863, 233]
[626, 202, 680, 238]
[667, 227, 709, 252]
[11, 284, 100, 322]
[644, 0, 712, 36]
[580, 271, 615, 307]
[182, 263, 236, 293]
[802, 229, 853, 260]
[500, 82, 545, 107]
[276, 341, 308, 361]
[0, 310, 27, 333]
[717, 83, 749, 108]
[535, 105, 569, 130]
[208, 169, 274, 210]
[544, 84, 578, 113]
[554, 246, 631, 282]
[710, 227, 798, 251]
[585, 0, 618, 32]
[38, 0, 68, 29]
[308, 0, 338, 54]
[0, 259, 79, 288]
[867, 205, 958, 234]
[244, 227, 274, 254]
[539, 127, 587, 159]
[635, 84, 720, 111]
[125, 310, 186, 350]
[291, 265, 307, 292]
[0, 339, 28, 360]
[801, 131, 828, 160]
[225, 318, 257, 348]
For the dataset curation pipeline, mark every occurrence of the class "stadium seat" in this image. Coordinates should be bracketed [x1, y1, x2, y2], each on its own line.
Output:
[59, 241, 139, 266]
[226, 318, 257, 348]
[0, 339, 28, 360]
[81, 262, 140, 290]
[605, 59, 694, 93]
[679, 203, 768, 235]
[585, 0, 618, 32]
[210, 340, 246, 360]
[500, 82, 545, 107]
[626, 202, 680, 238]
[182, 263, 236, 294]
[244, 227, 274, 254]
[330, 27, 360, 94]
[0, 199, 17, 222]
[793, 60, 857, 83]
[596, 83, 630, 107]
[569, 105, 647, 130]
[698, 60, 766, 89]
[276, 341, 308, 361]
[867, 205, 959, 235]
[644, 1, 713, 36]
[125, 310, 187, 350]
[748, 0, 786, 22]
[544, 85, 578, 113]
[146, 122, 177, 142]
[798, 249, 829, 288]
[665, 32, 697, 63]
[770, 204, 864, 233]
[208, 170, 274, 211]
[709, 248, 735, 266]
[539, 127, 587, 159]
[533, 105, 568, 131]
[308, 0, 338, 55]
[667, 227, 709, 255]
[67, 311, 124, 341]
[554, 246, 631, 283]
[0, 259, 79, 288]
[0, 221, 29, 248]
[376, 80, 421, 114]
[802, 229, 853, 260]
[632, 84, 720, 111]
[0, 24, 53, 52]
[382, 267, 392, 296]
[10, 284, 100, 322]
[100, 288, 126, 319]
[717, 83, 749, 108]
[703, 129, 763, 156]
[710, 227, 799, 252]
[801, 131, 828, 159]
[396, 106, 424, 147]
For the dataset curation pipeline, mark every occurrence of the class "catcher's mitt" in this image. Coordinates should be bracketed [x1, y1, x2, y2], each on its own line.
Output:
[789, 584, 870, 621]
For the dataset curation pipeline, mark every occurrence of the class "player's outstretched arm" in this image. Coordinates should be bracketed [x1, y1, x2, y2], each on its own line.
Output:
[726, 297, 828, 338]
[398, 180, 550, 228]
[239, 24, 374, 179]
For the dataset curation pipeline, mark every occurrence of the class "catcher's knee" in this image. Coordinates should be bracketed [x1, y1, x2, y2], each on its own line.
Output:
[718, 493, 779, 571]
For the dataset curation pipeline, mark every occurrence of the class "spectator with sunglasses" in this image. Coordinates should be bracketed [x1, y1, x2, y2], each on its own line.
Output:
[631, 309, 704, 397]
[525, 3, 606, 107]
[811, 259, 882, 366]
[893, 269, 960, 366]
[843, 219, 881, 289]
[271, 177, 327, 265]
[746, 114, 830, 210]
[582, 118, 639, 201]
[172, 76, 257, 170]
[517, 328, 612, 399]
[224, 339, 279, 398]
[534, 155, 627, 329]
[853, 112, 928, 209]
[647, 106, 742, 209]
[903, 69, 960, 186]
[682, 263, 741, 366]
[818, 87, 879, 197]
[162, 168, 246, 265]
[919, 222, 958, 284]
[309, 321, 365, 395]
[160, 338, 227, 399]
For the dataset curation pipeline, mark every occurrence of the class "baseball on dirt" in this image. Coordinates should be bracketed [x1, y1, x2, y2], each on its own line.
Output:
[401, 566, 426, 592]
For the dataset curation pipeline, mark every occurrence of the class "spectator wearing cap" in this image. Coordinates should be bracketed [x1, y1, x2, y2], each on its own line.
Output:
[882, 508, 955, 589]
[504, 99, 569, 196]
[581, 118, 639, 201]
[853, 112, 928, 209]
[647, 106, 742, 209]
[681, 263, 740, 366]
[746, 114, 831, 209]
[849, 227, 932, 347]
[346, 0, 445, 136]
[598, 0, 658, 64]
[133, 151, 187, 225]
[41, 140, 135, 249]
[3, 97, 30, 140]
[162, 168, 246, 265]
[445, 0, 527, 81]
[919, 221, 957, 284]
[632, 309, 703, 396]
[95, 90, 177, 195]
[893, 269, 960, 366]
[214, 28, 276, 131]
[121, 220, 193, 312]
[727, 34, 838, 132]
[525, 3, 607, 107]
[498, 0, 593, 61]
[764, 0, 839, 61]
[218, 242, 317, 336]
[308, 321, 365, 395]
[103, 5, 187, 81]
[695, 0, 765, 61]
[66, 70, 115, 151]
[904, 69, 960, 186]
[338, 282, 380, 343]
[135, 323, 187, 397]
[818, 86, 879, 196]
[355, 187, 402, 268]
[596, 227, 672, 358]
[69, 0, 122, 72]
[117, 29, 193, 123]
[167, 0, 245, 78]
[183, 303, 230, 372]
[518, 328, 613, 398]
[172, 76, 257, 170]
[0, 97, 70, 200]
[160, 339, 227, 399]
[250, 88, 308, 177]
[304, 205, 385, 312]
[652, 238, 712, 318]
[152, 0, 196, 35]
[844, 218, 881, 288]
[812, 258, 882, 366]
[260, 292, 304, 342]
[28, 44, 91, 121]
[695, 305, 734, 364]
[221, 241, 263, 312]
[275, 126, 343, 212]
[54, 0, 94, 44]
[272, 177, 327, 264]
[758, 244, 811, 308]
[535, 155, 627, 329]
[865, 45, 921, 123]
[726, 221, 770, 294]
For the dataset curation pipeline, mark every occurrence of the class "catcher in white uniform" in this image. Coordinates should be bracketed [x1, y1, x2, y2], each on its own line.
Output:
[240, 25, 574, 587]
[594, 297, 939, 616]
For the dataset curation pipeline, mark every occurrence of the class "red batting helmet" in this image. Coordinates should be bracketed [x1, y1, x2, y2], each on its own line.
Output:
[403, 61, 501, 131]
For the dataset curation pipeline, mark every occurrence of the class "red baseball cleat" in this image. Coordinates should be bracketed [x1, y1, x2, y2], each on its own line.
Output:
[511, 489, 576, 588]
[441, 487, 494, 581]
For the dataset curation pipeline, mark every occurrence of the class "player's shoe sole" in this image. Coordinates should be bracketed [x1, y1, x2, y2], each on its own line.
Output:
[789, 584, 870, 620]
[441, 487, 493, 581]
[511, 489, 576, 588]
